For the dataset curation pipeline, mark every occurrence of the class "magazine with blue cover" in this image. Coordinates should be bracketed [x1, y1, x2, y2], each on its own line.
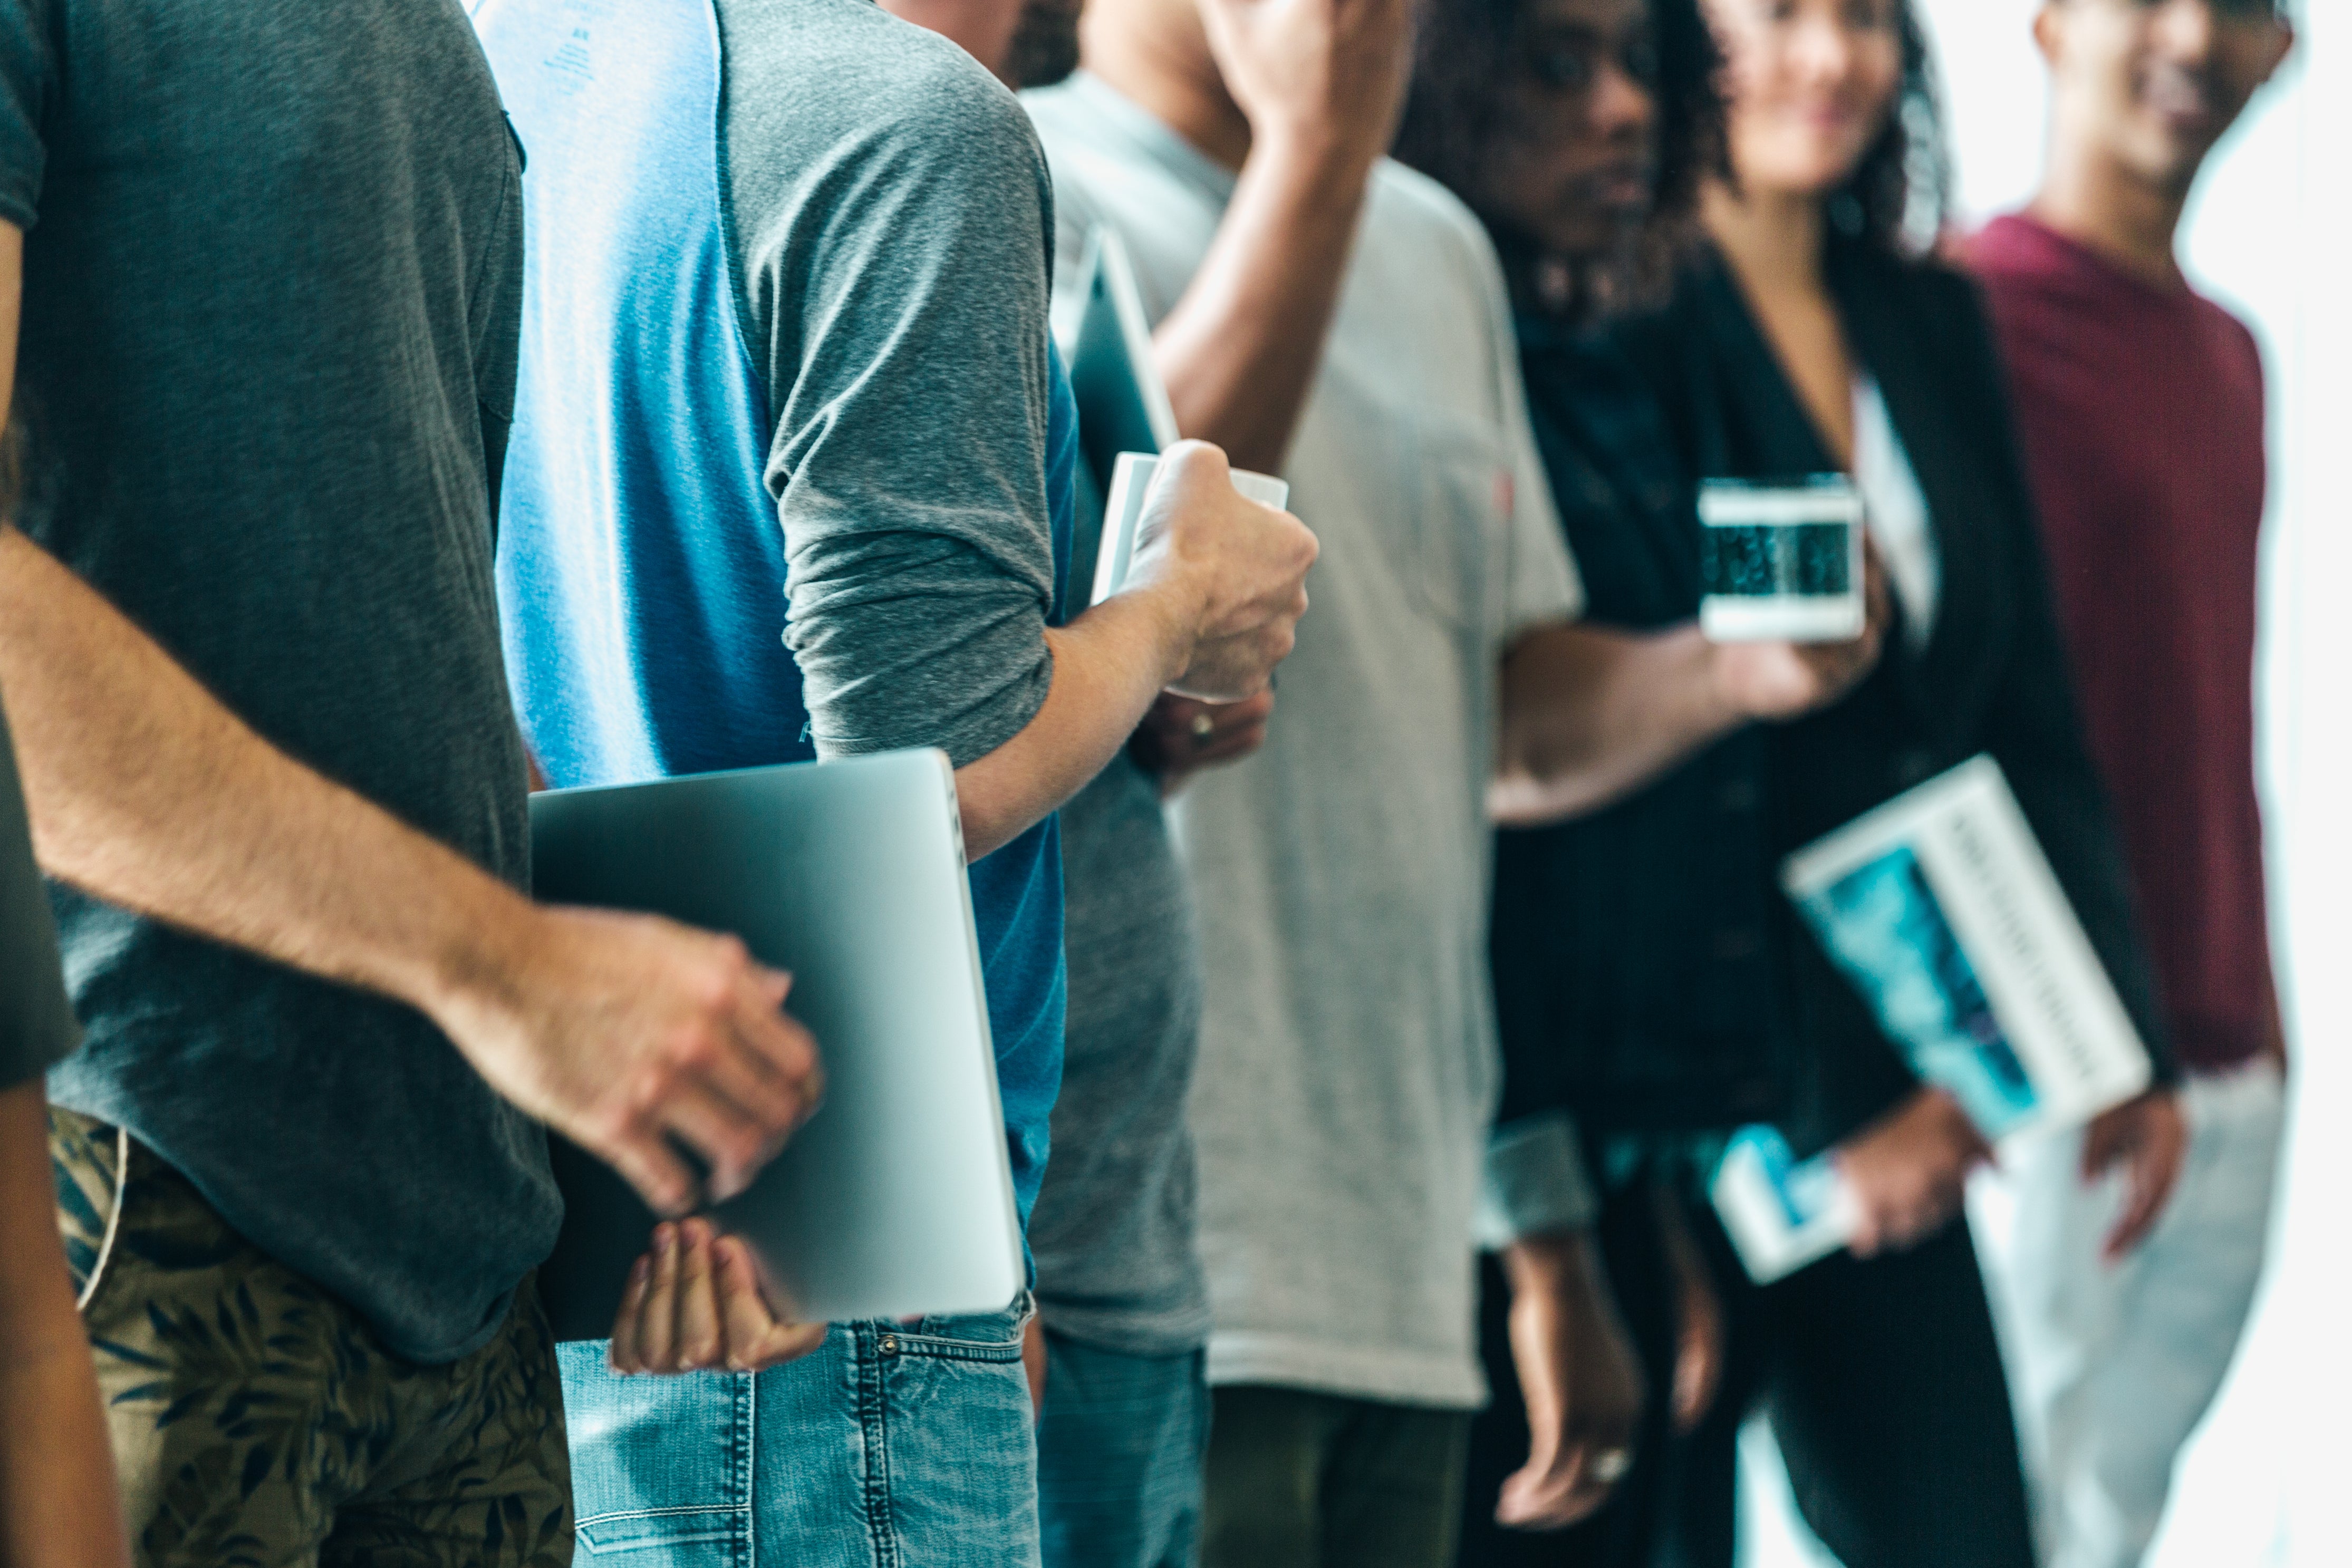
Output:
[1781, 754, 2150, 1139]
[1714, 756, 2152, 1282]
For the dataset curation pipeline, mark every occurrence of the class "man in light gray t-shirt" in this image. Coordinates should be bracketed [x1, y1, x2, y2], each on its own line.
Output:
[1033, 756, 1211, 1356]
[1031, 57, 1590, 1421]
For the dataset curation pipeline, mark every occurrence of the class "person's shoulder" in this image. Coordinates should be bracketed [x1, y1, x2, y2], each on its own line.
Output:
[1843, 236, 2002, 352]
[1018, 79, 1122, 219]
[717, 0, 1039, 171]
[1365, 156, 1497, 264]
[1020, 75, 1199, 220]
[2189, 292, 2267, 394]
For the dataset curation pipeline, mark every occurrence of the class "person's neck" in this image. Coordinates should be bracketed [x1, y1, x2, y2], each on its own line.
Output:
[1702, 179, 1826, 300]
[1078, 8, 1252, 171]
[2028, 137, 2191, 291]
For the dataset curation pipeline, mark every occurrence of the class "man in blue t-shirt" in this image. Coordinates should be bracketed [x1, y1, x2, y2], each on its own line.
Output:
[471, 0, 1314, 1560]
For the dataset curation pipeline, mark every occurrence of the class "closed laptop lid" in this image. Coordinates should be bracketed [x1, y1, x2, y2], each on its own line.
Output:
[529, 749, 1023, 1337]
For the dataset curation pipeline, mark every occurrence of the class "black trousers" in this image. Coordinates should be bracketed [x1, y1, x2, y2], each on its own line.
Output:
[1458, 1178, 2036, 1568]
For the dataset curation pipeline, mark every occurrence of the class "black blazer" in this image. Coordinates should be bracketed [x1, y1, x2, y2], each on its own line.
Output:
[1602, 237, 2174, 1154]
[1489, 325, 1798, 1138]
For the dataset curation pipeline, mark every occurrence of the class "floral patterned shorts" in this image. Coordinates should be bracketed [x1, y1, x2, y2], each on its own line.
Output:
[50, 1106, 573, 1567]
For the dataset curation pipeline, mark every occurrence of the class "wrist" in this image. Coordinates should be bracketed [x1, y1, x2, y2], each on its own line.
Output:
[1242, 125, 1381, 212]
[413, 870, 542, 1048]
[1119, 562, 1213, 691]
[1694, 632, 1759, 727]
[1501, 1226, 1601, 1293]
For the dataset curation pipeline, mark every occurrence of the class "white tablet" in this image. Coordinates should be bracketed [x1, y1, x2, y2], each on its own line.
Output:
[529, 749, 1023, 1337]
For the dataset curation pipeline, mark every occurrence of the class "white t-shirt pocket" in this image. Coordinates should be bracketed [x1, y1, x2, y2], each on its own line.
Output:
[1392, 408, 1510, 634]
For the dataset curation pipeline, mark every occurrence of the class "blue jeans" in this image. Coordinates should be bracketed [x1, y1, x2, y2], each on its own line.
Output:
[558, 1298, 1040, 1565]
[1036, 1332, 1210, 1568]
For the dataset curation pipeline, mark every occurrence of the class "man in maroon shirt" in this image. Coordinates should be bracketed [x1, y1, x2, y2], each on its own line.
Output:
[1968, 3, 2295, 1566]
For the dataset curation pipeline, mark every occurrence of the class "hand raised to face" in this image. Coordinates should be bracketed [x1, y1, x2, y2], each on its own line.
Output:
[1197, 0, 1416, 178]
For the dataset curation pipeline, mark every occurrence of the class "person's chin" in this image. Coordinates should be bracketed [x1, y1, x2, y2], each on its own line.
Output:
[1540, 213, 1642, 267]
[2125, 121, 2221, 193]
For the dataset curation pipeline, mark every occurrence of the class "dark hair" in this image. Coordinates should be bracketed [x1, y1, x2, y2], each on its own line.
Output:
[1393, 0, 1724, 316]
[1005, 0, 1082, 90]
[1830, 0, 1950, 255]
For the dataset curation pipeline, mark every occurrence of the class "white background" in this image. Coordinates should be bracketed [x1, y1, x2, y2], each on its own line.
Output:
[1740, 3, 2349, 1563]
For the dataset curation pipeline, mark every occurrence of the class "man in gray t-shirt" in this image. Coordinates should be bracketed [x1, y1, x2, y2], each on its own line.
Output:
[0, 4, 833, 1559]
[474, 1, 1312, 1565]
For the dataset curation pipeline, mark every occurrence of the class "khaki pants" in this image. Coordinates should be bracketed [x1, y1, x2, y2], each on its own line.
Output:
[51, 1107, 573, 1568]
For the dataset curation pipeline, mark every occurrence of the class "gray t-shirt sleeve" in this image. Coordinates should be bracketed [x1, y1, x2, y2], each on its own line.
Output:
[723, 9, 1059, 766]
[0, 698, 78, 1089]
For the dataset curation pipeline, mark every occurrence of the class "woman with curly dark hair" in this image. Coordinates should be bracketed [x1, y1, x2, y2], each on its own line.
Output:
[1396, 4, 1892, 1566]
[1402, 1, 2181, 1565]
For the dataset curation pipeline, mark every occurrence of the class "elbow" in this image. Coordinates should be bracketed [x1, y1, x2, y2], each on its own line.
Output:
[955, 787, 1026, 863]
[1489, 768, 1621, 829]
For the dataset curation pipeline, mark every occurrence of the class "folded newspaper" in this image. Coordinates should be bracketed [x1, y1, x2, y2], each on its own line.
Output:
[1713, 755, 2153, 1282]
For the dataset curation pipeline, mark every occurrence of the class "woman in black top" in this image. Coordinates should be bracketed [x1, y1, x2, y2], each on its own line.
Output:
[1403, 1, 2184, 1565]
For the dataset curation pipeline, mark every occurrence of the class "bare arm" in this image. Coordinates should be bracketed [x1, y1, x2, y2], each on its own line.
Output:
[1492, 1227, 1645, 1530]
[0, 226, 816, 1218]
[1116, 0, 1414, 471]
[1154, 137, 1381, 472]
[1494, 623, 1748, 825]
[1495, 567, 1886, 826]
[951, 442, 1314, 857]
[0, 1083, 127, 1568]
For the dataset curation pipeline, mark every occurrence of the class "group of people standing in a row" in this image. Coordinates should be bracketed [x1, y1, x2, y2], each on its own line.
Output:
[0, 1, 2296, 1567]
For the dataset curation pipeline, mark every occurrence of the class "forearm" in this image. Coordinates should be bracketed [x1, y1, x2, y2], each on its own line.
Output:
[1493, 623, 1743, 827]
[0, 1085, 127, 1568]
[953, 587, 1194, 859]
[0, 529, 526, 1030]
[1154, 137, 1374, 472]
[1500, 1225, 1603, 1294]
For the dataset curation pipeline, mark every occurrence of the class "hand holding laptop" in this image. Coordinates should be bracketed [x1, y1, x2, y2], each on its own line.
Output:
[606, 1217, 828, 1375]
[436, 903, 823, 1217]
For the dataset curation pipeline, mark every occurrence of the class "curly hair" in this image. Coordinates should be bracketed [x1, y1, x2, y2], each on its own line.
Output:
[1393, 0, 1723, 316]
[1830, 0, 1951, 255]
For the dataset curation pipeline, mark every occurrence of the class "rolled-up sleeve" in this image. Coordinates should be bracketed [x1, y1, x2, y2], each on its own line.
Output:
[1476, 1108, 1601, 1249]
[744, 54, 1060, 766]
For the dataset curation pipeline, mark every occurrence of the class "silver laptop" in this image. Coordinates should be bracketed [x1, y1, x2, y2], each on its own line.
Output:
[529, 749, 1024, 1339]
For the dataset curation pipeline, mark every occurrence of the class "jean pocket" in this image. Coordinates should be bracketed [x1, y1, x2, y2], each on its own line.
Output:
[559, 1342, 753, 1561]
[899, 1292, 1030, 1360]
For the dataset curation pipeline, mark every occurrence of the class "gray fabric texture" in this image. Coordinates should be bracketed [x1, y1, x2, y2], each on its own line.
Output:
[1028, 752, 1211, 1354]
[1028, 74, 1586, 1409]
[5, 0, 554, 1364]
[717, 0, 1059, 767]
[0, 695, 74, 1090]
